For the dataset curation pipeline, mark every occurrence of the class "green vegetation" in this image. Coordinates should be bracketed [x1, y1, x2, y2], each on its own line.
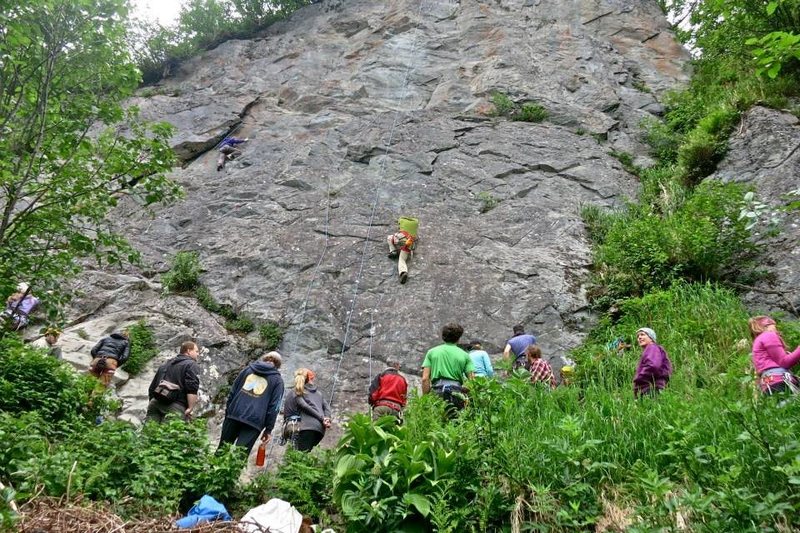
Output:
[129, 0, 318, 85]
[584, 181, 759, 306]
[0, 0, 181, 316]
[324, 283, 800, 531]
[125, 321, 158, 376]
[162, 252, 285, 344]
[516, 102, 549, 123]
[0, 338, 337, 527]
[489, 91, 548, 122]
[477, 191, 499, 213]
[258, 321, 284, 350]
[161, 251, 203, 293]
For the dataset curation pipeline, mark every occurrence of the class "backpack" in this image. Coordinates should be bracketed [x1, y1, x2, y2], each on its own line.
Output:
[153, 358, 188, 403]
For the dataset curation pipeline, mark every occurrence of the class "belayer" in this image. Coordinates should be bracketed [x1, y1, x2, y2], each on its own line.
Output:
[422, 322, 475, 416]
[503, 324, 537, 370]
[368, 361, 408, 421]
[216, 136, 248, 171]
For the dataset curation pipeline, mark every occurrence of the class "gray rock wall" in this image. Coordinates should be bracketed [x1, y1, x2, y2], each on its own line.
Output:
[712, 106, 800, 316]
[64, 0, 689, 432]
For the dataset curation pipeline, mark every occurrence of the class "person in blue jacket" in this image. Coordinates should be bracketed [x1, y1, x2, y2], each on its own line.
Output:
[216, 136, 248, 171]
[218, 351, 284, 455]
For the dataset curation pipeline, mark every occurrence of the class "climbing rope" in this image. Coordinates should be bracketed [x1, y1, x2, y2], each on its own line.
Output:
[367, 291, 387, 387]
[328, 0, 429, 407]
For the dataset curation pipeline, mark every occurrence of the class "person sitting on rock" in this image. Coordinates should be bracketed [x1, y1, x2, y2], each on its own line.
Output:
[2, 282, 39, 330]
[525, 345, 556, 389]
[88, 330, 130, 387]
[216, 136, 248, 171]
[387, 216, 418, 284]
[32, 326, 62, 359]
[503, 324, 537, 370]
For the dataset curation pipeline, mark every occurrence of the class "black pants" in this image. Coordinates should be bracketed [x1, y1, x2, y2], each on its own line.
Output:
[219, 418, 261, 455]
[293, 430, 323, 452]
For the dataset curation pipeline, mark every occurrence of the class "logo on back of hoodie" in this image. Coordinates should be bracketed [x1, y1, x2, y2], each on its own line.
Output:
[242, 374, 268, 396]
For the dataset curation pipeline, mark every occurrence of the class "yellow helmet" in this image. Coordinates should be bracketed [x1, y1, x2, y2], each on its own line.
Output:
[561, 365, 574, 375]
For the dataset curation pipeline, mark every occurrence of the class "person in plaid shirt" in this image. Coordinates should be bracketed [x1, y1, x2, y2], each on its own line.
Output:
[524, 345, 556, 389]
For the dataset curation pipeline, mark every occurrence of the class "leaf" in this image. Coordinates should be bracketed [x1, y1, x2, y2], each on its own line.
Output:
[403, 492, 432, 517]
[767, 1, 779, 16]
[768, 62, 782, 78]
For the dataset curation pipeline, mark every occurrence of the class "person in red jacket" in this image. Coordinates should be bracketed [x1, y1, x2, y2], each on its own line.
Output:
[368, 361, 408, 421]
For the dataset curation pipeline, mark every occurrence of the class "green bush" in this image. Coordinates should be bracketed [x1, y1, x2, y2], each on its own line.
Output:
[490, 91, 515, 116]
[258, 321, 283, 350]
[514, 102, 548, 122]
[588, 181, 757, 302]
[0, 341, 244, 514]
[225, 316, 255, 334]
[0, 337, 110, 434]
[125, 320, 158, 375]
[477, 191, 499, 213]
[161, 251, 202, 293]
[677, 128, 725, 183]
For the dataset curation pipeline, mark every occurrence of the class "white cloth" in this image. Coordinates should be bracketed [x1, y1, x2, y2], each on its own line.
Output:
[239, 498, 303, 533]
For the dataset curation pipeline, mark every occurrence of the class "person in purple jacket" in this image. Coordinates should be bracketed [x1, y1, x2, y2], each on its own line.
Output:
[216, 136, 248, 171]
[503, 324, 537, 370]
[2, 282, 39, 330]
[633, 327, 672, 397]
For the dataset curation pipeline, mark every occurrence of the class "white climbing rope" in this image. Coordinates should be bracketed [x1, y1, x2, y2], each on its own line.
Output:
[328, 0, 429, 407]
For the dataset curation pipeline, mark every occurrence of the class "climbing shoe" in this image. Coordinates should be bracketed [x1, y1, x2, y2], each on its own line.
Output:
[388, 250, 400, 260]
[399, 272, 408, 284]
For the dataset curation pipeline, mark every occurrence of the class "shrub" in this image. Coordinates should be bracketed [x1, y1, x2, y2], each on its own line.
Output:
[225, 316, 255, 334]
[677, 129, 723, 183]
[514, 101, 548, 122]
[490, 91, 515, 116]
[161, 251, 202, 292]
[258, 321, 283, 350]
[477, 191, 499, 213]
[588, 181, 757, 302]
[0, 337, 110, 434]
[125, 320, 158, 375]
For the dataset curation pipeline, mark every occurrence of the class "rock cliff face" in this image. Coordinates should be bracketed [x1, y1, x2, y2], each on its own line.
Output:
[712, 106, 800, 316]
[55, 0, 690, 436]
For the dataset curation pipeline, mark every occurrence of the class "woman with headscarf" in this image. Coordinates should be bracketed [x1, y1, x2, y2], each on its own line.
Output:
[633, 327, 672, 397]
[282, 368, 332, 452]
[749, 316, 800, 396]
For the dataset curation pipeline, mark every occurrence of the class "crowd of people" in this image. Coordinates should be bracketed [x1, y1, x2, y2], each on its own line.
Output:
[4, 278, 800, 459]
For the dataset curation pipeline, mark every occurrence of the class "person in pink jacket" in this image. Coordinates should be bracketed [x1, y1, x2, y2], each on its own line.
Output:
[633, 327, 672, 397]
[749, 316, 800, 395]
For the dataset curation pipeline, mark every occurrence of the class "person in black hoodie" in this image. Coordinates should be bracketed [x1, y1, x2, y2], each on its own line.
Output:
[218, 351, 284, 455]
[89, 330, 130, 387]
[146, 341, 201, 423]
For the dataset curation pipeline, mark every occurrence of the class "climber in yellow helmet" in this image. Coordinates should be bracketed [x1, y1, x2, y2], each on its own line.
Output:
[387, 216, 418, 284]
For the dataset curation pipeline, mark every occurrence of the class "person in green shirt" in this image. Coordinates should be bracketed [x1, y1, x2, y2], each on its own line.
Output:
[422, 323, 475, 414]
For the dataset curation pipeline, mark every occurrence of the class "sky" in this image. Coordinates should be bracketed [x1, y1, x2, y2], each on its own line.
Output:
[132, 0, 183, 24]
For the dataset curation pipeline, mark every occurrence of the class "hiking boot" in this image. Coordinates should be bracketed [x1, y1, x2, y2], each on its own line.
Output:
[388, 250, 399, 260]
[399, 272, 408, 284]
[217, 164, 223, 171]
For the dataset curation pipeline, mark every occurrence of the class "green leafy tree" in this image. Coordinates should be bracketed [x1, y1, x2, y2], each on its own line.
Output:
[0, 0, 182, 311]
